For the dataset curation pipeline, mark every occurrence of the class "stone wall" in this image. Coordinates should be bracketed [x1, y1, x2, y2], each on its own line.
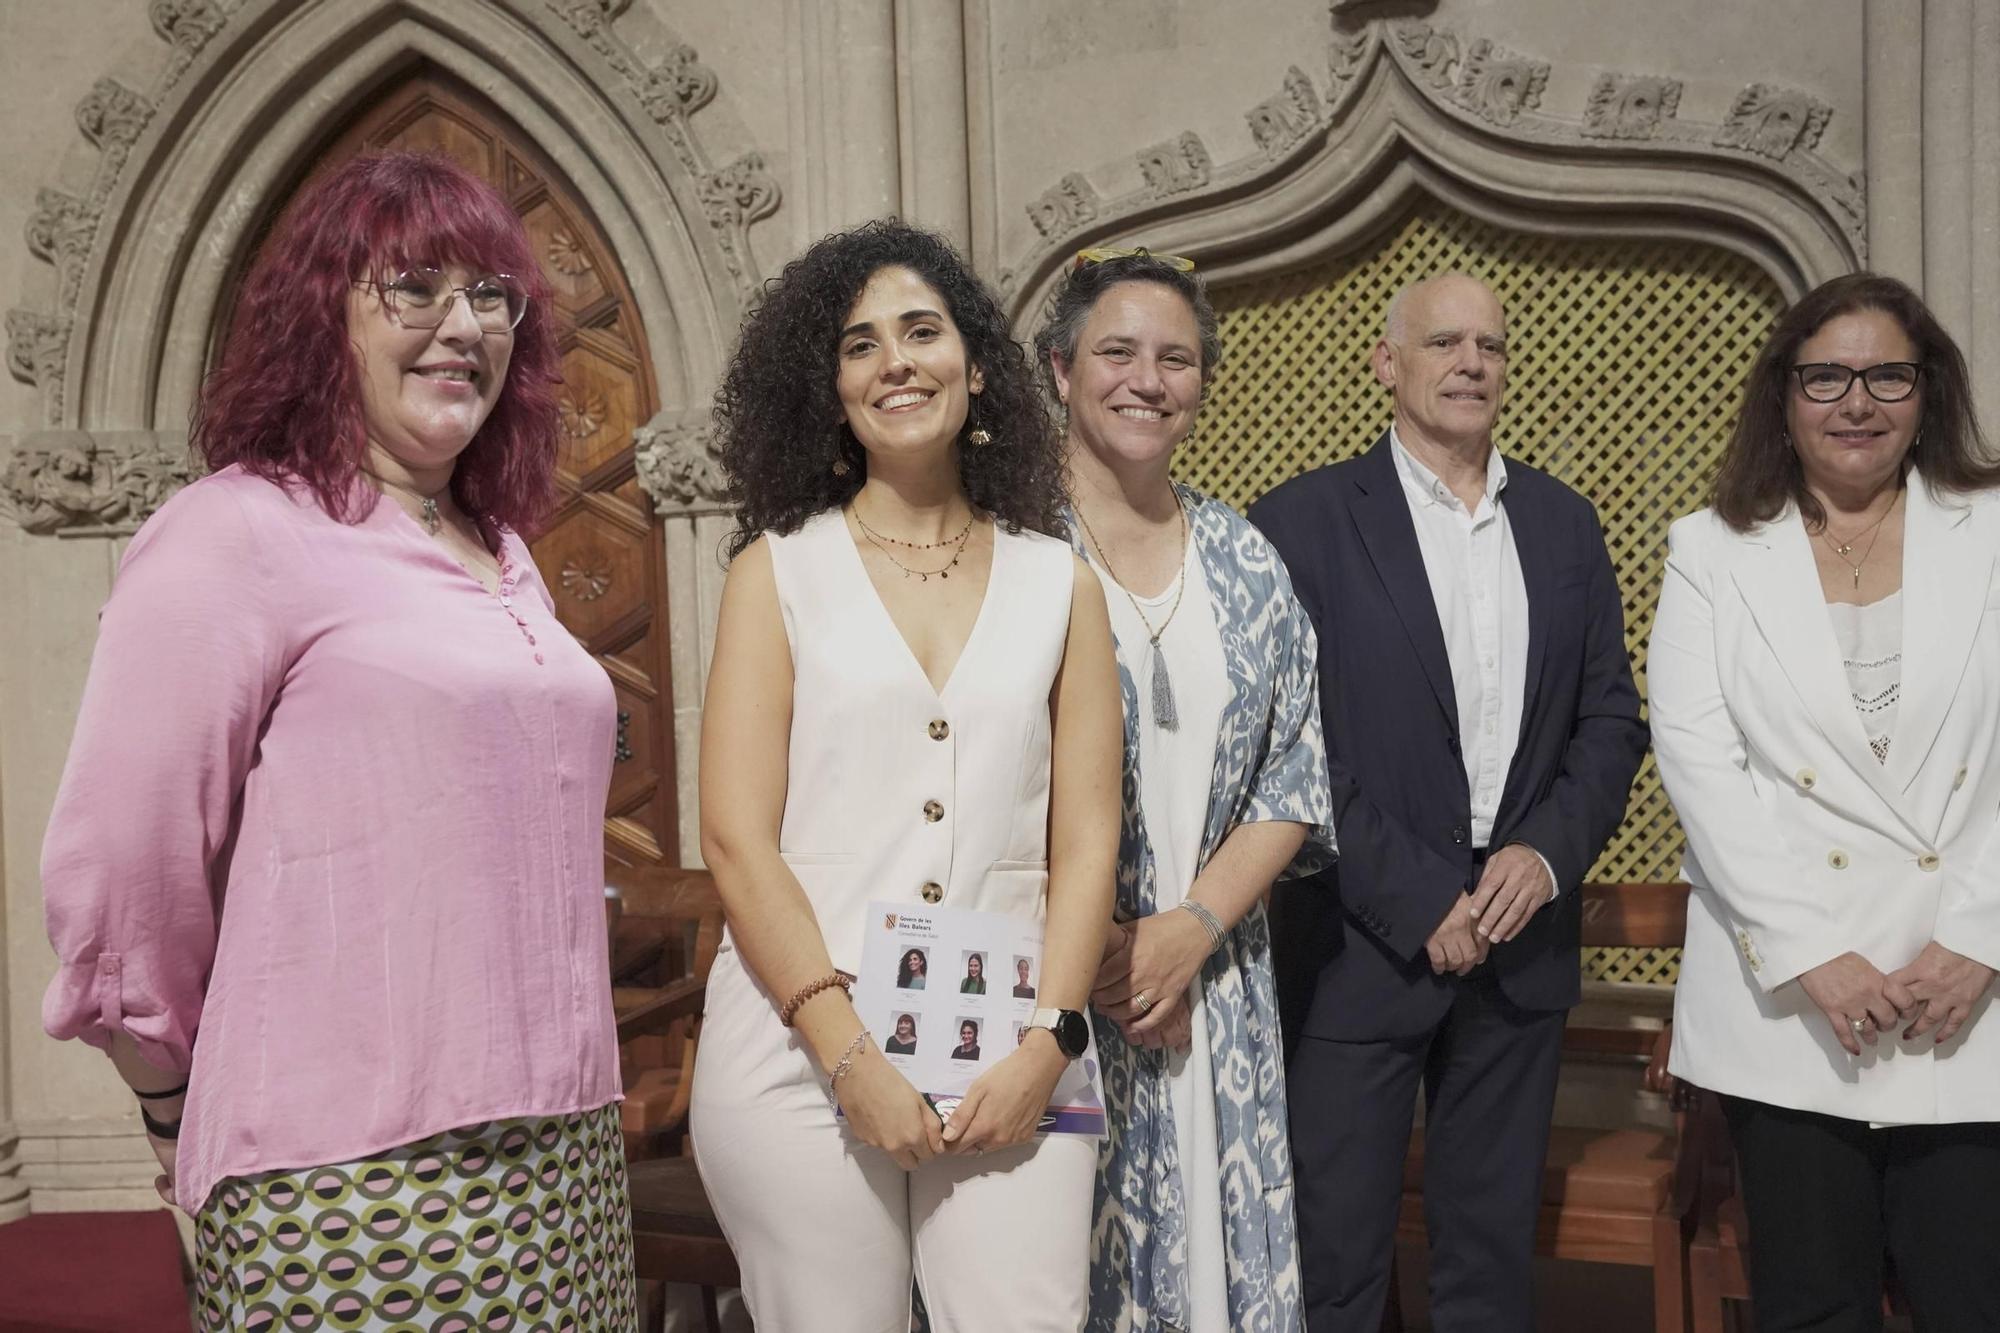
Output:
[1, 0, 1994, 1215]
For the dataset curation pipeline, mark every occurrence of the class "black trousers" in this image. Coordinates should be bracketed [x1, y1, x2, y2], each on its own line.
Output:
[1289, 970, 1565, 1333]
[1722, 1095, 2000, 1333]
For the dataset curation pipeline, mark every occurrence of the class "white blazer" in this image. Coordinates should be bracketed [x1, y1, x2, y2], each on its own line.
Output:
[1651, 475, 2000, 1124]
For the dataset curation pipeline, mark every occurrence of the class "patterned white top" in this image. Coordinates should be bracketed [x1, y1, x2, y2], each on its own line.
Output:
[1828, 590, 1902, 763]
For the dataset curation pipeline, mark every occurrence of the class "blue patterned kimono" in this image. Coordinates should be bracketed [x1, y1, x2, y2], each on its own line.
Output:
[1067, 487, 1335, 1333]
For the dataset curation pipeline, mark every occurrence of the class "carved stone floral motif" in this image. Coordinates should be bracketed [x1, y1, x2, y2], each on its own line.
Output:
[634, 416, 729, 515]
[149, 0, 226, 53]
[0, 432, 199, 536]
[1583, 74, 1683, 140]
[75, 78, 154, 152]
[638, 44, 719, 122]
[1136, 133, 1212, 198]
[1394, 23, 1459, 90]
[1328, 28, 1372, 100]
[1247, 67, 1324, 156]
[25, 190, 96, 273]
[7, 311, 70, 409]
[1714, 84, 1831, 160]
[1026, 174, 1101, 241]
[1453, 39, 1548, 127]
[547, 0, 631, 38]
[700, 155, 781, 229]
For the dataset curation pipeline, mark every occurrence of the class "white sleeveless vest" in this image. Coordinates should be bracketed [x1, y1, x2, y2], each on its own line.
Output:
[715, 508, 1075, 1001]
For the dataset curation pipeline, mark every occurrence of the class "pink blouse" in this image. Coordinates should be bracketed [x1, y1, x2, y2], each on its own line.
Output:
[41, 466, 622, 1211]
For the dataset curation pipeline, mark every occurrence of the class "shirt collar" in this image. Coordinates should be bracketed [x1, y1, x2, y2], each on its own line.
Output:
[1389, 425, 1508, 512]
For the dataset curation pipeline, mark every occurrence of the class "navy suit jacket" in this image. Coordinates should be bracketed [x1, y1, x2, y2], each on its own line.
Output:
[1249, 435, 1646, 1041]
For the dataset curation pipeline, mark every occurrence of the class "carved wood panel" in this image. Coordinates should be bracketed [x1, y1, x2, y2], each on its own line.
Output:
[291, 67, 678, 867]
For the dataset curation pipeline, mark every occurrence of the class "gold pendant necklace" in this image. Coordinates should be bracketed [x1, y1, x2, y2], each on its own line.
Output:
[1816, 491, 1900, 589]
[850, 504, 975, 581]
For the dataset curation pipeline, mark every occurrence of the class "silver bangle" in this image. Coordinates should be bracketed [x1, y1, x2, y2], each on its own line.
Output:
[1178, 899, 1226, 952]
[828, 1029, 872, 1099]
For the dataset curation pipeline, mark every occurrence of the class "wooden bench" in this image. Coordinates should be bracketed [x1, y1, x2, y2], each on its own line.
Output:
[1392, 881, 1695, 1333]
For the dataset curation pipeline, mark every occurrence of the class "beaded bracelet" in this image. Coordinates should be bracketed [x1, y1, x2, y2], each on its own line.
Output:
[828, 1029, 872, 1099]
[1178, 899, 1227, 952]
[780, 970, 855, 1027]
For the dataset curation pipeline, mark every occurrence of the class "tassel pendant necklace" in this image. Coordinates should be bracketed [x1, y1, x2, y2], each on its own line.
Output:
[1075, 492, 1190, 731]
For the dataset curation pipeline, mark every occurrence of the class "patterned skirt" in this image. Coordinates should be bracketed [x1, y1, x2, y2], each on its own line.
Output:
[192, 1105, 637, 1333]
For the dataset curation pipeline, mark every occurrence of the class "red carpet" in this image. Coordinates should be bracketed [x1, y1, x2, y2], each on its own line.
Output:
[0, 1211, 191, 1333]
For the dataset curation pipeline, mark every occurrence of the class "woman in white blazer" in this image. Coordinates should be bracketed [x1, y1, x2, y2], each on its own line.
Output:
[1651, 273, 2000, 1333]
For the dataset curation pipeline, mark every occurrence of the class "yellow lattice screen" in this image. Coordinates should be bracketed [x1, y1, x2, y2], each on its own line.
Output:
[1182, 200, 1786, 985]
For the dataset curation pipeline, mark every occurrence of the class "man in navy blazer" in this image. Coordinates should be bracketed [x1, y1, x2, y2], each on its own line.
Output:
[1249, 274, 1645, 1333]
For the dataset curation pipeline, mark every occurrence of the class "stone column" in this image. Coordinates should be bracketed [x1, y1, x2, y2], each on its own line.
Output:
[894, 0, 972, 247]
[1870, 0, 2000, 431]
[788, 0, 901, 236]
[1863, 0, 1924, 287]
[634, 414, 736, 866]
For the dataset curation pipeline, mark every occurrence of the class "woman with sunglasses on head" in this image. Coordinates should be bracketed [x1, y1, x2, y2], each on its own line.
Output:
[40, 151, 635, 1329]
[1651, 272, 2000, 1331]
[1034, 248, 1333, 1332]
[691, 219, 1120, 1329]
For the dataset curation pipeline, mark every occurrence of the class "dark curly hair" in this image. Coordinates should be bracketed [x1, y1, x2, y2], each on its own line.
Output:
[1714, 271, 2000, 530]
[716, 220, 1063, 559]
[1031, 250, 1221, 402]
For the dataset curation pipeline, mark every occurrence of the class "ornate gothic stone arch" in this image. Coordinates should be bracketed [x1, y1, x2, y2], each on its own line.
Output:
[999, 16, 1863, 326]
[5, 0, 773, 534]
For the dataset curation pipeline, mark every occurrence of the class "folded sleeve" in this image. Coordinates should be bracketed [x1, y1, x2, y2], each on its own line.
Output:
[41, 479, 289, 1072]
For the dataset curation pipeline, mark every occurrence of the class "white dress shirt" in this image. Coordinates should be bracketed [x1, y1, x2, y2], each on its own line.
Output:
[1390, 428, 1549, 883]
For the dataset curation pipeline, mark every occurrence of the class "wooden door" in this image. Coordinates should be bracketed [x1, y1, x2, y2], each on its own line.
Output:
[284, 67, 679, 867]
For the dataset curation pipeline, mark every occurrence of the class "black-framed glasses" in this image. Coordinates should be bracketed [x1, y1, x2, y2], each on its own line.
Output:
[1790, 361, 1922, 403]
[360, 268, 527, 333]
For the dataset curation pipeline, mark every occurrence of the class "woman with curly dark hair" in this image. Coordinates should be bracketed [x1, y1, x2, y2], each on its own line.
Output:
[692, 220, 1121, 1329]
[40, 150, 635, 1328]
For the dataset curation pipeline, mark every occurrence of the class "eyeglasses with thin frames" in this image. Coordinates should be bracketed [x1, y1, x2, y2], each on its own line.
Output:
[357, 268, 527, 334]
[1789, 361, 1922, 403]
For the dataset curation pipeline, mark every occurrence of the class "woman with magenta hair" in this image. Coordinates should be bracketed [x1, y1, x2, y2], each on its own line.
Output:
[39, 151, 635, 1329]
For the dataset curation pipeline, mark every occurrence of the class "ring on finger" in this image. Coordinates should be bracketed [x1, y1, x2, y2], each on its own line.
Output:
[1133, 992, 1153, 1015]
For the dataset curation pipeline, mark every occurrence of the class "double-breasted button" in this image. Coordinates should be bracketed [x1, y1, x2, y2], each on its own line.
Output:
[920, 881, 943, 904]
[1955, 765, 1969, 790]
[922, 799, 945, 823]
[1918, 852, 1941, 872]
[928, 719, 950, 742]
[1827, 849, 1850, 870]
[1795, 768, 1817, 789]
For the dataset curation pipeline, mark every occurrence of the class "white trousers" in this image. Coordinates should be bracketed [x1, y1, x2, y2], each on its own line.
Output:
[692, 953, 1095, 1331]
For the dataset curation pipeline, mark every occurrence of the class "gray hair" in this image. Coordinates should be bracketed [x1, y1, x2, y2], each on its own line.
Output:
[1031, 252, 1222, 402]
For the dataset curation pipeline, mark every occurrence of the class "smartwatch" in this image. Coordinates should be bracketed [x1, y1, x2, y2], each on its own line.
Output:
[1025, 1007, 1090, 1059]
